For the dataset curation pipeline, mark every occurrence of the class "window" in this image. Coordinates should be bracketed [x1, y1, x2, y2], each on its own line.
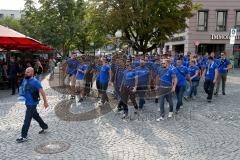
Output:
[236, 11, 240, 31]
[216, 11, 227, 31]
[197, 11, 208, 31]
[0, 14, 4, 19]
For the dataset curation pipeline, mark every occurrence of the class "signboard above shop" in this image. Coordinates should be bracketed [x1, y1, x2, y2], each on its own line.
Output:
[211, 34, 240, 40]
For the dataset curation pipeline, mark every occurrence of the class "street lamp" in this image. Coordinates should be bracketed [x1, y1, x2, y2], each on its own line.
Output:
[115, 30, 122, 51]
[90, 42, 95, 56]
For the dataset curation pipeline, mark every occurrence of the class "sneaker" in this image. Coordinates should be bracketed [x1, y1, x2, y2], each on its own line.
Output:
[156, 116, 164, 121]
[134, 109, 139, 115]
[16, 137, 28, 143]
[168, 112, 173, 118]
[96, 101, 103, 107]
[78, 98, 83, 103]
[39, 128, 48, 134]
[207, 99, 212, 103]
[122, 113, 128, 119]
[175, 110, 180, 114]
[222, 92, 226, 95]
[70, 95, 75, 99]
[214, 92, 218, 96]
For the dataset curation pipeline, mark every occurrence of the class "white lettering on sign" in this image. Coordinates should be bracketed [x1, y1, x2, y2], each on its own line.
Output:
[211, 34, 240, 40]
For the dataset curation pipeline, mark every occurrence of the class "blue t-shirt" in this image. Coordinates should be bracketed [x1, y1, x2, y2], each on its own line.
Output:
[21, 78, 42, 106]
[158, 69, 175, 87]
[66, 58, 80, 75]
[135, 66, 150, 86]
[175, 66, 189, 86]
[218, 59, 231, 74]
[132, 60, 140, 69]
[205, 62, 218, 80]
[189, 66, 200, 81]
[200, 57, 208, 67]
[99, 65, 111, 83]
[123, 69, 136, 87]
[183, 60, 189, 68]
[77, 64, 88, 80]
[145, 61, 154, 71]
[153, 63, 162, 76]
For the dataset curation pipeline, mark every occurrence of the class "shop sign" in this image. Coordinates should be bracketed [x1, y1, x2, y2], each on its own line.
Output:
[211, 34, 240, 40]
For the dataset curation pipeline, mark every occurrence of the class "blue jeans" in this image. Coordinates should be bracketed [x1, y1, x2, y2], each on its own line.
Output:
[176, 85, 185, 111]
[21, 105, 48, 138]
[159, 93, 173, 117]
[185, 81, 191, 97]
[99, 82, 109, 103]
[137, 86, 147, 109]
[190, 81, 199, 97]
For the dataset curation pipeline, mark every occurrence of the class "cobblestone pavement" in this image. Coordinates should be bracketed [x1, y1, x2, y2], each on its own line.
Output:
[1, 70, 240, 160]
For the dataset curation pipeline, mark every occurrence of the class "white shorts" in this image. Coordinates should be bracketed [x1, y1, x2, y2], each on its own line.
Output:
[75, 80, 85, 88]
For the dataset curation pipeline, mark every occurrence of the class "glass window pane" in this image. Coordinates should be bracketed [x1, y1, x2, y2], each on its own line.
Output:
[237, 12, 240, 26]
[198, 12, 205, 25]
[217, 12, 224, 26]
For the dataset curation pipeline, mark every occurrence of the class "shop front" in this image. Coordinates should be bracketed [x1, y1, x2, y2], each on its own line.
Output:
[233, 44, 240, 68]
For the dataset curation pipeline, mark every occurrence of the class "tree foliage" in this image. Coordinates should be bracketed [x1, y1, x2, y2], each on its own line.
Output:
[0, 16, 23, 32]
[93, 0, 197, 54]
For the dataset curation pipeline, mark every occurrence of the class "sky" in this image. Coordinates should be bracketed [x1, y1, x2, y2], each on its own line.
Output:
[0, 0, 39, 10]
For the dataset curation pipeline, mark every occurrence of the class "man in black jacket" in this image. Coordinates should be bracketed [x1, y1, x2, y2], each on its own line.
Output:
[8, 57, 19, 95]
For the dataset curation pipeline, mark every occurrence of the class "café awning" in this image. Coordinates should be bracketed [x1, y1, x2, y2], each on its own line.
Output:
[0, 25, 54, 52]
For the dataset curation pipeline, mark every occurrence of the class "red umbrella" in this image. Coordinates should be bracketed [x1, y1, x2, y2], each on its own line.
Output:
[0, 25, 54, 51]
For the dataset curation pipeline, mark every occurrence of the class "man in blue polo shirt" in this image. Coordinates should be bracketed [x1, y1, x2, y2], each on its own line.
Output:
[120, 62, 138, 118]
[76, 59, 89, 102]
[16, 67, 49, 143]
[96, 57, 112, 106]
[65, 52, 80, 99]
[215, 52, 232, 95]
[133, 58, 150, 110]
[156, 59, 177, 121]
[202, 56, 218, 102]
[175, 58, 192, 113]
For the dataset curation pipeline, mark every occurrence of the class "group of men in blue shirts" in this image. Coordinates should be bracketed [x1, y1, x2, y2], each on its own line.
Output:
[65, 51, 232, 120]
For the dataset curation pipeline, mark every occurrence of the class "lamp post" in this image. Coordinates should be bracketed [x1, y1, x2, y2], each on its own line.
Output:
[90, 42, 95, 56]
[115, 30, 122, 51]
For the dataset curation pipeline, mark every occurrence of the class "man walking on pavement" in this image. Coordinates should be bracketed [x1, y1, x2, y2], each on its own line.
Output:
[16, 67, 49, 143]
[202, 56, 218, 103]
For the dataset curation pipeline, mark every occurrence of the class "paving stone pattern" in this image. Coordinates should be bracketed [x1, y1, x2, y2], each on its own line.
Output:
[0, 70, 240, 160]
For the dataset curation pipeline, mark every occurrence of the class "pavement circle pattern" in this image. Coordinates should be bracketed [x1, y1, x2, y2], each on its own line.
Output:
[34, 141, 71, 154]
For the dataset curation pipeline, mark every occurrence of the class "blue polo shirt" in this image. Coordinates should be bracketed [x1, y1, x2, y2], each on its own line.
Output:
[99, 65, 111, 83]
[21, 78, 42, 106]
[175, 66, 189, 86]
[135, 66, 150, 86]
[132, 60, 140, 69]
[158, 68, 175, 87]
[189, 66, 200, 81]
[218, 59, 231, 74]
[77, 64, 88, 80]
[66, 58, 80, 75]
[205, 62, 218, 81]
[123, 69, 136, 87]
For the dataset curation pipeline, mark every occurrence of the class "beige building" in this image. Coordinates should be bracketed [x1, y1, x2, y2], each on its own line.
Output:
[0, 9, 21, 19]
[164, 0, 240, 67]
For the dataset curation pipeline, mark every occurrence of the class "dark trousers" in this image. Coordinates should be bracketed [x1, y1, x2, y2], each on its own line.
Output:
[99, 82, 109, 103]
[190, 81, 199, 97]
[159, 93, 173, 117]
[9, 77, 17, 94]
[176, 85, 185, 111]
[137, 86, 147, 109]
[215, 73, 227, 94]
[84, 81, 92, 96]
[121, 86, 138, 114]
[204, 80, 215, 100]
[21, 105, 48, 138]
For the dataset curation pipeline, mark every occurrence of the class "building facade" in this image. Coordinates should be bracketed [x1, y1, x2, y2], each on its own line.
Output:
[0, 10, 21, 19]
[164, 0, 240, 67]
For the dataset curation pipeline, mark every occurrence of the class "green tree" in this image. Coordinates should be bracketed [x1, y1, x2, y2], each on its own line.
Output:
[93, 0, 198, 54]
[0, 16, 23, 32]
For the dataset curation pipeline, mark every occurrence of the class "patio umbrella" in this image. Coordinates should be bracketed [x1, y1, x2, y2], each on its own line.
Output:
[0, 25, 54, 51]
